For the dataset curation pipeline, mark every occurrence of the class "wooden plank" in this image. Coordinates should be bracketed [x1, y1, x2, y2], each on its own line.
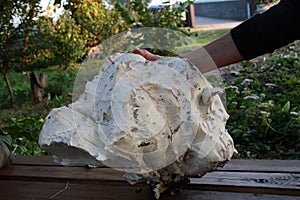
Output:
[190, 171, 300, 196]
[0, 180, 152, 200]
[12, 156, 300, 173]
[194, 171, 300, 189]
[0, 165, 125, 182]
[174, 190, 300, 200]
[3, 164, 300, 189]
[1, 180, 299, 200]
[218, 159, 300, 173]
[3, 156, 300, 198]
[1, 164, 299, 196]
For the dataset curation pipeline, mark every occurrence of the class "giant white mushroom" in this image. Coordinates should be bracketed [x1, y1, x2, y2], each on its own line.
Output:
[39, 53, 237, 199]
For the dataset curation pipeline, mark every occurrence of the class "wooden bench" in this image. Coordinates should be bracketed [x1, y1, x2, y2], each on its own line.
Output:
[0, 156, 299, 200]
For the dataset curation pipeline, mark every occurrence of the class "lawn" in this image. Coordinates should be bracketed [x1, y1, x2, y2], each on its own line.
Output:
[192, 29, 229, 45]
[0, 29, 299, 159]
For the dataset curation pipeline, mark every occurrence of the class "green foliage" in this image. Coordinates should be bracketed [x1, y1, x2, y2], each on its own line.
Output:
[193, 29, 229, 46]
[69, 1, 126, 43]
[0, 70, 76, 109]
[113, 0, 193, 56]
[0, 0, 42, 106]
[0, 72, 31, 108]
[37, 14, 86, 68]
[225, 42, 300, 159]
[1, 116, 46, 156]
[0, 1, 41, 69]
[33, 0, 194, 68]
[0, 69, 77, 156]
[35, 0, 126, 68]
[47, 70, 77, 105]
[115, 0, 192, 29]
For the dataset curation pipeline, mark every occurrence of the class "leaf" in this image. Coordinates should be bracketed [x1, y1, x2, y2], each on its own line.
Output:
[0, 136, 12, 149]
[281, 101, 290, 113]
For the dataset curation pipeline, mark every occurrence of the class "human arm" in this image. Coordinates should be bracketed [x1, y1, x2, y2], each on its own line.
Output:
[230, 0, 300, 60]
[183, 0, 300, 73]
[135, 0, 300, 73]
[133, 33, 244, 74]
[182, 33, 244, 73]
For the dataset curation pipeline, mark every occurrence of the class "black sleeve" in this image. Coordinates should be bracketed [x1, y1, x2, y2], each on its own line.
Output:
[230, 0, 300, 60]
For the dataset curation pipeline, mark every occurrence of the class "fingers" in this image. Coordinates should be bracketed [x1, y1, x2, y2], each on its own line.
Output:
[133, 47, 161, 61]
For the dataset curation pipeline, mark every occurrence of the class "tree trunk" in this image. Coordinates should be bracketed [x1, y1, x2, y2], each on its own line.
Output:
[3, 72, 15, 107]
[28, 72, 48, 105]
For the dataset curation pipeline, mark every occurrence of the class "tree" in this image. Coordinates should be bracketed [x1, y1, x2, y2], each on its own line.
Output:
[60, 0, 126, 48]
[71, 0, 125, 46]
[36, 0, 126, 67]
[0, 0, 41, 107]
[37, 0, 192, 69]
[37, 14, 86, 68]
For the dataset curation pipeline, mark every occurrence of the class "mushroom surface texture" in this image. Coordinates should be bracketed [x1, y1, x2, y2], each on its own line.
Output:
[39, 53, 237, 199]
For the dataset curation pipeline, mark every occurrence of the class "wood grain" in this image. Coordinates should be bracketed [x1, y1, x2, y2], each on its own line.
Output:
[219, 159, 300, 173]
[1, 180, 299, 200]
[1, 156, 299, 199]
[13, 156, 300, 172]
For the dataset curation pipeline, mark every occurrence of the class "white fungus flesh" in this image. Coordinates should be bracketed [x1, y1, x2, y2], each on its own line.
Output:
[39, 53, 237, 199]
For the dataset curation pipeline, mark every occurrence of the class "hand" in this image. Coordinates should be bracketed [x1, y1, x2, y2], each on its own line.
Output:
[133, 47, 161, 61]
[133, 47, 212, 73]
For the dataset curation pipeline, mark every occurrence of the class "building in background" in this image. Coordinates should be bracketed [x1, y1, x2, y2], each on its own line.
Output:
[193, 0, 256, 21]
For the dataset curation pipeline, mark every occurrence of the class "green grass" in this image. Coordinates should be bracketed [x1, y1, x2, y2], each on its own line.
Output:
[192, 29, 229, 46]
[0, 70, 77, 121]
[0, 69, 77, 155]
[0, 29, 299, 159]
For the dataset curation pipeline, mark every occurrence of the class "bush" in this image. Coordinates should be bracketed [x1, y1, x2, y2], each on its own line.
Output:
[115, 0, 192, 29]
[225, 42, 300, 159]
[1, 116, 47, 156]
[0, 69, 78, 156]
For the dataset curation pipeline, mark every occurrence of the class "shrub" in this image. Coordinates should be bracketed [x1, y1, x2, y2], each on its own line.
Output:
[225, 44, 300, 159]
[115, 0, 192, 29]
[1, 116, 47, 156]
